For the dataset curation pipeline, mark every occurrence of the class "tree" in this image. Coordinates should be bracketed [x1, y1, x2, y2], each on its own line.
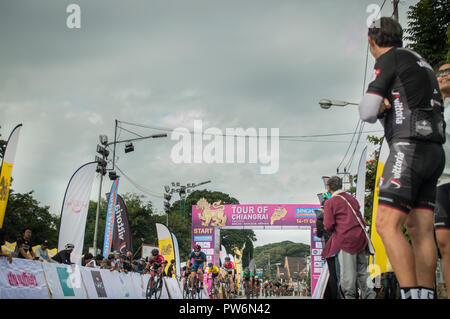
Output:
[405, 0, 450, 67]
[0, 126, 7, 160]
[2, 188, 59, 247]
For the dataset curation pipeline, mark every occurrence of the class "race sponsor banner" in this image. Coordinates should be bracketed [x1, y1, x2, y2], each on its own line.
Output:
[369, 139, 389, 284]
[192, 202, 319, 228]
[311, 262, 329, 299]
[129, 272, 146, 299]
[112, 194, 132, 254]
[0, 257, 49, 299]
[103, 178, 119, 258]
[0, 124, 22, 228]
[58, 162, 97, 265]
[356, 146, 367, 212]
[164, 277, 183, 299]
[156, 223, 175, 274]
[41, 262, 87, 299]
[79, 267, 113, 299]
[171, 232, 181, 278]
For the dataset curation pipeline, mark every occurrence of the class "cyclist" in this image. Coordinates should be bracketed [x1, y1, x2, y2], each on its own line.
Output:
[148, 248, 165, 275]
[187, 244, 207, 290]
[207, 263, 221, 294]
[359, 16, 445, 299]
[242, 268, 253, 296]
[255, 276, 261, 298]
[222, 257, 236, 293]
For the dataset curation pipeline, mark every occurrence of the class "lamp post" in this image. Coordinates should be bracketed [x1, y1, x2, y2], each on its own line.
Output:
[318, 98, 358, 109]
[319, 99, 358, 191]
[92, 121, 168, 254]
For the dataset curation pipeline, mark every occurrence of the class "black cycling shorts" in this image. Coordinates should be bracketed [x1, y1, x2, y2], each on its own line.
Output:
[435, 183, 450, 231]
[378, 141, 444, 214]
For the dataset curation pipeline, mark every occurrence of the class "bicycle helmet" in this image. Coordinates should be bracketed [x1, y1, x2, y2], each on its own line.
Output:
[151, 248, 159, 256]
[194, 244, 201, 251]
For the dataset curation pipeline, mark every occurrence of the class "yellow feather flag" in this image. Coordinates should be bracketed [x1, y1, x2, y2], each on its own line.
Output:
[0, 124, 22, 228]
[369, 139, 389, 283]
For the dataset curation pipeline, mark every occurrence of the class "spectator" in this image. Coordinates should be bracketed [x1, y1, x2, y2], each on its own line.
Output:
[323, 176, 375, 299]
[135, 257, 146, 274]
[317, 194, 341, 299]
[110, 251, 122, 271]
[34, 240, 53, 262]
[13, 227, 36, 260]
[52, 243, 74, 265]
[124, 250, 134, 272]
[360, 17, 445, 300]
[86, 254, 103, 268]
[121, 254, 132, 272]
[0, 228, 12, 263]
[82, 253, 94, 266]
[434, 60, 450, 299]
[101, 254, 114, 269]
[167, 259, 176, 278]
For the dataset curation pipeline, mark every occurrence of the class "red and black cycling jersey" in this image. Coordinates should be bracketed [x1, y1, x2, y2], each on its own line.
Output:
[149, 254, 165, 265]
[223, 261, 235, 269]
[367, 47, 445, 144]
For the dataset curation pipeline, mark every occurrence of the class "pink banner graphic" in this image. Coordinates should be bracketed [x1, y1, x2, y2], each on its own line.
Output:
[192, 201, 324, 296]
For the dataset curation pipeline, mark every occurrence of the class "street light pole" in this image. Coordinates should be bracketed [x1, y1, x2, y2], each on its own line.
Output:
[319, 98, 358, 109]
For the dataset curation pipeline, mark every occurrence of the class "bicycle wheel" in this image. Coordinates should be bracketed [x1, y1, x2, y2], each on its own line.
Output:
[183, 282, 190, 299]
[145, 276, 153, 299]
[152, 276, 163, 299]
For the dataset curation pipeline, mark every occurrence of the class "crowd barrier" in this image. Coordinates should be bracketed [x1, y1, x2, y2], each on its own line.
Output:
[0, 257, 209, 299]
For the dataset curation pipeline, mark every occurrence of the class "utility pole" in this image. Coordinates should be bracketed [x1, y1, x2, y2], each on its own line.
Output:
[93, 135, 109, 255]
[392, 0, 399, 22]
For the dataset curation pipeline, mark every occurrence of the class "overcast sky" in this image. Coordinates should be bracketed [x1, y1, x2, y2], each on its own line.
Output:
[0, 0, 418, 247]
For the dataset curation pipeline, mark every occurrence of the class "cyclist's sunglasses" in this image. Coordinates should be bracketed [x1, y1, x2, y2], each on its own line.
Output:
[436, 68, 450, 78]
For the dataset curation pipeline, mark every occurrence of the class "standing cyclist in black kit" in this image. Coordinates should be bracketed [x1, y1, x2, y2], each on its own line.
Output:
[359, 17, 445, 299]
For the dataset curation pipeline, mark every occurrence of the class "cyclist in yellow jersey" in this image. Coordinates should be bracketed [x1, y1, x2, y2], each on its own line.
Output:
[207, 263, 221, 292]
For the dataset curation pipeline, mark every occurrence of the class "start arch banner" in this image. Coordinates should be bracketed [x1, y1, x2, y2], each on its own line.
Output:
[192, 199, 323, 295]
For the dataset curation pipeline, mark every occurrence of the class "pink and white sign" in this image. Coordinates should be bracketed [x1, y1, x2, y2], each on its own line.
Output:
[191, 201, 324, 296]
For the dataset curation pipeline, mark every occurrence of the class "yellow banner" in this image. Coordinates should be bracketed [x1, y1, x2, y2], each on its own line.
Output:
[369, 140, 389, 279]
[0, 162, 13, 228]
[158, 237, 175, 275]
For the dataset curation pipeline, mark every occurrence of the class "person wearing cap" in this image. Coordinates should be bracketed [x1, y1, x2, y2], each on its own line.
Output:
[135, 257, 146, 274]
[51, 243, 74, 265]
[34, 240, 53, 263]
